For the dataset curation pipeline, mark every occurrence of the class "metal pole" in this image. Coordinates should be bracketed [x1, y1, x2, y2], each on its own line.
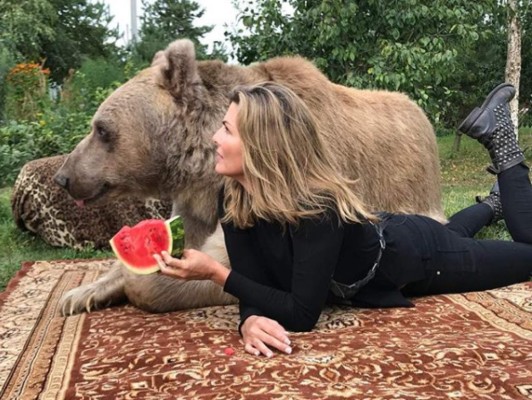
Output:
[130, 0, 138, 43]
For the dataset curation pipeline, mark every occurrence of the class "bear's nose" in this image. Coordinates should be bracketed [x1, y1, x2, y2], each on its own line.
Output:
[54, 174, 69, 189]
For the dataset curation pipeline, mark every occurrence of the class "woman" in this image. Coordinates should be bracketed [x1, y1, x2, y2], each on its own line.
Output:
[153, 82, 531, 358]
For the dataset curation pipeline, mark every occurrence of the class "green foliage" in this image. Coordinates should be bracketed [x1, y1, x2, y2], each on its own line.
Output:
[0, 0, 120, 83]
[446, 1, 531, 129]
[0, 109, 92, 186]
[131, 0, 227, 63]
[0, 48, 17, 121]
[122, 57, 151, 80]
[520, 2, 532, 127]
[0, 122, 37, 185]
[228, 0, 506, 127]
[4, 62, 51, 121]
[521, 104, 532, 128]
[0, 0, 56, 61]
[41, 0, 121, 82]
[61, 58, 125, 112]
[0, 55, 127, 187]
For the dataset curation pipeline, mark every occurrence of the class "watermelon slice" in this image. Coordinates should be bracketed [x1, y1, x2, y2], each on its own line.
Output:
[110, 216, 185, 275]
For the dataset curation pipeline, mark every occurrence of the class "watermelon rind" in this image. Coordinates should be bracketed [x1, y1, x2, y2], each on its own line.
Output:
[110, 218, 175, 275]
[166, 215, 185, 257]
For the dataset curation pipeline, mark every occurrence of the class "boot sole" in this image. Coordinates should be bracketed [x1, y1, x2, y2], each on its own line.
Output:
[457, 83, 515, 135]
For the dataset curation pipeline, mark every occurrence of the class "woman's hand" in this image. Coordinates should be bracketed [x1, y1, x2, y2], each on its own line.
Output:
[153, 250, 229, 285]
[241, 316, 292, 357]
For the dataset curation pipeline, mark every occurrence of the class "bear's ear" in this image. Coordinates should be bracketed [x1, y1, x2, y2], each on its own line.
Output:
[156, 39, 201, 99]
[151, 51, 166, 67]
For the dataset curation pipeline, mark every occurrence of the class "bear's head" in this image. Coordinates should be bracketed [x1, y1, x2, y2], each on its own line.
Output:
[54, 40, 225, 207]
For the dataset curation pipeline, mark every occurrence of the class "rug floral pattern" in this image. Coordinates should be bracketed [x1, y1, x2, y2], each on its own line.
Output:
[0, 260, 531, 399]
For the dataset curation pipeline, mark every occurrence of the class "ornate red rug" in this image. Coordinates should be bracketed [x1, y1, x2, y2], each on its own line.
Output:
[0, 260, 531, 400]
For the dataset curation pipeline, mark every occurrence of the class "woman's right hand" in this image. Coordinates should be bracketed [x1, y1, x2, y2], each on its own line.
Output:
[240, 316, 292, 357]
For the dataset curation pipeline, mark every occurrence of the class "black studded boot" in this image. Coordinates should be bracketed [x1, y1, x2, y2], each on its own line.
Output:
[458, 83, 525, 174]
[475, 181, 503, 225]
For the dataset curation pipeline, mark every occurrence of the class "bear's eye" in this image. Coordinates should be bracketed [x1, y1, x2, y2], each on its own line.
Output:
[95, 126, 110, 142]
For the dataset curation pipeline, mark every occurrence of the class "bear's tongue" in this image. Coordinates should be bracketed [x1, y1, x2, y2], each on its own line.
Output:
[74, 200, 85, 208]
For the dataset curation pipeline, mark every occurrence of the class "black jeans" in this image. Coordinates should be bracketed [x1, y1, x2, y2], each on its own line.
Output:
[402, 164, 532, 296]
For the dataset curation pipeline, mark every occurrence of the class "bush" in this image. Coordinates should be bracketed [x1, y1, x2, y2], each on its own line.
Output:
[61, 58, 125, 112]
[4, 62, 51, 121]
[0, 46, 16, 121]
[0, 121, 37, 185]
[0, 107, 93, 186]
[0, 56, 130, 187]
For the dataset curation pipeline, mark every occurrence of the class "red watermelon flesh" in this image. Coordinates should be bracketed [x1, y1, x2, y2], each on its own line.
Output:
[110, 219, 172, 275]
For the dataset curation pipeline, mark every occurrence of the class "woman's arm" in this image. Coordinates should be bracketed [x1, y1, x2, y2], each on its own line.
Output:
[156, 221, 280, 328]
[157, 213, 344, 332]
[157, 221, 293, 357]
[224, 211, 344, 332]
[157, 248, 229, 284]
[157, 212, 345, 355]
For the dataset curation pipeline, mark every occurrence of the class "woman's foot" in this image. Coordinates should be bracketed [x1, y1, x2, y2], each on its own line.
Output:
[475, 181, 503, 225]
[458, 83, 525, 174]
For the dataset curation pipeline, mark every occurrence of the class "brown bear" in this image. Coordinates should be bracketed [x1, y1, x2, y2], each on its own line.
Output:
[57, 39, 445, 315]
[11, 155, 172, 249]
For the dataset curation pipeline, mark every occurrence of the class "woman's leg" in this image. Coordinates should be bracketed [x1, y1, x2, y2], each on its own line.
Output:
[405, 241, 532, 296]
[445, 202, 493, 238]
[458, 83, 532, 244]
[446, 182, 504, 238]
[498, 164, 532, 243]
[404, 84, 532, 297]
[458, 83, 525, 174]
[402, 224, 531, 297]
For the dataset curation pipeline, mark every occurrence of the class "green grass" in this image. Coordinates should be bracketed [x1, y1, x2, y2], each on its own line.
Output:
[0, 188, 112, 290]
[0, 128, 531, 291]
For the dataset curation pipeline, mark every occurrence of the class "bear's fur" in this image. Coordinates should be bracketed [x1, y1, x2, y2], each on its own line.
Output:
[11, 155, 172, 249]
[57, 39, 444, 315]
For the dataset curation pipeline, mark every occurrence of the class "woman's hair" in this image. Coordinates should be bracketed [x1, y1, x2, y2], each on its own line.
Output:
[222, 82, 377, 228]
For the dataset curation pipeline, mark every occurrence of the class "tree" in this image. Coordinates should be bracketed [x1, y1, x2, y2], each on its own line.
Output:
[0, 0, 56, 60]
[132, 0, 227, 63]
[228, 0, 495, 126]
[519, 2, 531, 127]
[505, 0, 522, 131]
[40, 0, 121, 82]
[450, 1, 530, 152]
[0, 0, 120, 83]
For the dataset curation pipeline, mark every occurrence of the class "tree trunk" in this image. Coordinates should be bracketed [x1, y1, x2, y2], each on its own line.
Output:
[452, 132, 462, 153]
[505, 0, 521, 137]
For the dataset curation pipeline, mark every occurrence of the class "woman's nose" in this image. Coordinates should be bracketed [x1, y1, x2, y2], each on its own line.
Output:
[212, 128, 222, 144]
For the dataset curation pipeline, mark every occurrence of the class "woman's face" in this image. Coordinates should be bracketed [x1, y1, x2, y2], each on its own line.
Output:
[213, 102, 245, 183]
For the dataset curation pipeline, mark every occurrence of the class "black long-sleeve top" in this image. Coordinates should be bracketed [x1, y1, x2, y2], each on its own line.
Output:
[220, 199, 425, 332]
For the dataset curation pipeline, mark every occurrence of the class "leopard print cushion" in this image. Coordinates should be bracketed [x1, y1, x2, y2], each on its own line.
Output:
[11, 155, 172, 250]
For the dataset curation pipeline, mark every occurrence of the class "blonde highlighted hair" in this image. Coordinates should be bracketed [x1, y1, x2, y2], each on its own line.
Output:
[222, 82, 377, 228]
